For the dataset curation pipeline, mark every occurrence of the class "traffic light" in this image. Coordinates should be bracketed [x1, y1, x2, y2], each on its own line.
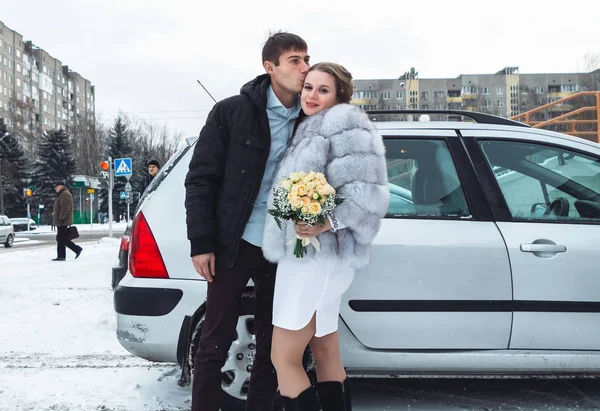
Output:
[85, 198, 89, 207]
[25, 189, 32, 197]
[100, 161, 110, 171]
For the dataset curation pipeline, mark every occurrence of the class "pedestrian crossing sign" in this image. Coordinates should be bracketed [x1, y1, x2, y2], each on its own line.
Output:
[114, 158, 132, 176]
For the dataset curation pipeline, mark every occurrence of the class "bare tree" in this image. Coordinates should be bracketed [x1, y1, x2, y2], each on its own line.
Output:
[72, 114, 108, 176]
[578, 51, 600, 91]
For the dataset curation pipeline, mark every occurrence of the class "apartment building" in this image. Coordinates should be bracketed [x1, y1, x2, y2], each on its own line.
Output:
[0, 20, 95, 152]
[352, 66, 600, 120]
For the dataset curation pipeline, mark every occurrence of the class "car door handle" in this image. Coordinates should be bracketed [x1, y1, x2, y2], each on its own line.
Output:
[520, 244, 567, 253]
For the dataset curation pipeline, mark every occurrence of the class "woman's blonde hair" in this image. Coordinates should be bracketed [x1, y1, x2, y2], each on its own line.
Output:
[309, 62, 353, 104]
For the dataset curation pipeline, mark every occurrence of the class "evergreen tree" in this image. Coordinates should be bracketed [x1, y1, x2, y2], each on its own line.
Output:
[31, 129, 77, 224]
[0, 125, 31, 217]
[99, 117, 134, 221]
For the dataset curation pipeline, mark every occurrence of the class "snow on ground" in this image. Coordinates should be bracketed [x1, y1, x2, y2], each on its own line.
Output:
[0, 238, 191, 411]
[23, 222, 129, 234]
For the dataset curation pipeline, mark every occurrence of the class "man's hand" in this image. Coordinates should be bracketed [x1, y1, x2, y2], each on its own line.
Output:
[192, 253, 216, 282]
[294, 219, 331, 238]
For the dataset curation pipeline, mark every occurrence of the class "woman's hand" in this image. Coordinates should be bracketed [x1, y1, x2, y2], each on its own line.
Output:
[294, 219, 331, 238]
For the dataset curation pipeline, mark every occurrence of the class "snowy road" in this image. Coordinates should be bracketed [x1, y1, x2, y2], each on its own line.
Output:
[2, 238, 600, 410]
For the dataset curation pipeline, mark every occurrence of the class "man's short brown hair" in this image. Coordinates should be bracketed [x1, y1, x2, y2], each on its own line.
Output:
[262, 31, 307, 66]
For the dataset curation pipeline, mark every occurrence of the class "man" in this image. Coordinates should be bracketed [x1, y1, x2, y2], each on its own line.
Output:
[184, 31, 310, 411]
[52, 182, 82, 261]
[143, 159, 161, 193]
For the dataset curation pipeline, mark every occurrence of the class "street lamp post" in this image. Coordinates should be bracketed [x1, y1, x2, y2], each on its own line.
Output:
[0, 132, 11, 215]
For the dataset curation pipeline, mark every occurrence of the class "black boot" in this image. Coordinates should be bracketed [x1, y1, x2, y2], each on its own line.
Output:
[316, 379, 352, 411]
[279, 385, 319, 411]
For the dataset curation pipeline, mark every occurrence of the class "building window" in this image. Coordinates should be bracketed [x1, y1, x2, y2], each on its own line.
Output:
[462, 86, 476, 94]
[561, 84, 578, 92]
[8, 60, 13, 69]
[43, 104, 47, 113]
[497, 87, 504, 95]
[482, 87, 490, 94]
[482, 99, 491, 107]
[396, 91, 404, 100]
[16, 49, 21, 58]
[16, 78, 21, 87]
[535, 86, 544, 94]
[433, 91, 444, 99]
[421, 91, 429, 100]
[43, 66, 47, 74]
[16, 63, 21, 73]
[497, 100, 504, 108]
[382, 92, 391, 100]
[8, 45, 12, 55]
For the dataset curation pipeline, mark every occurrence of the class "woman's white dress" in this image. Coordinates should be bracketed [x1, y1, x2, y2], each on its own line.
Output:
[272, 234, 355, 337]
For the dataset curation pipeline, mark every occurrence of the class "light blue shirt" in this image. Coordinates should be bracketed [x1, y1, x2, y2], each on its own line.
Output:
[242, 85, 301, 247]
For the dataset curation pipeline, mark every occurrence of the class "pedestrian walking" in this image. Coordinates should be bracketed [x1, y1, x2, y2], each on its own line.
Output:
[52, 182, 82, 261]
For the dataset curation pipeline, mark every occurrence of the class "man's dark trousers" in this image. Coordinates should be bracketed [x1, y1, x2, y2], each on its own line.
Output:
[192, 240, 278, 411]
[56, 226, 80, 259]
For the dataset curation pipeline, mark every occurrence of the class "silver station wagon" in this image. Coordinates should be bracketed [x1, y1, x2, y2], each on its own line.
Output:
[114, 110, 600, 409]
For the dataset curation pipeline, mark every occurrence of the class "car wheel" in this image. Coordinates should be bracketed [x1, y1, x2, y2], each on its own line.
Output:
[4, 234, 14, 248]
[180, 291, 315, 410]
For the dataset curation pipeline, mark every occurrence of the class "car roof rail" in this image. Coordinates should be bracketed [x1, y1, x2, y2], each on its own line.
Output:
[365, 109, 530, 128]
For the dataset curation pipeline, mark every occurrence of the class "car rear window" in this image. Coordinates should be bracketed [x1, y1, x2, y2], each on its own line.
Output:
[136, 142, 193, 211]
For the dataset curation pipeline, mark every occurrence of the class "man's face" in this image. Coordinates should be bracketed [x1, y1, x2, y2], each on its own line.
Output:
[148, 165, 159, 176]
[54, 185, 63, 193]
[266, 49, 310, 95]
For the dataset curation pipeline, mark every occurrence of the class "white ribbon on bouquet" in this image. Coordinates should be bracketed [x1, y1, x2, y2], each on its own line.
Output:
[288, 235, 321, 252]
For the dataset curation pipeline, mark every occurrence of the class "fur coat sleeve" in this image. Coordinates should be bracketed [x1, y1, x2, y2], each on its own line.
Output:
[262, 104, 389, 270]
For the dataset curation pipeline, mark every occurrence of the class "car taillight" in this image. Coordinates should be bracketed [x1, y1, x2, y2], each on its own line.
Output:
[119, 235, 130, 252]
[129, 212, 169, 279]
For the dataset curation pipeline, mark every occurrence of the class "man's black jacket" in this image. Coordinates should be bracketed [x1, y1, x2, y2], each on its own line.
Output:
[184, 74, 274, 268]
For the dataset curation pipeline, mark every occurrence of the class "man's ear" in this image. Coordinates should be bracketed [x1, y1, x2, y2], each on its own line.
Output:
[264, 60, 275, 75]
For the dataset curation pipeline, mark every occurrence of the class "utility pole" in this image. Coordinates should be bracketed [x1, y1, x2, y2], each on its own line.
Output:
[108, 156, 113, 238]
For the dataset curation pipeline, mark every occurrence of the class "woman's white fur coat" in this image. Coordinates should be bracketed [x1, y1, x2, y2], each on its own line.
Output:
[262, 104, 389, 270]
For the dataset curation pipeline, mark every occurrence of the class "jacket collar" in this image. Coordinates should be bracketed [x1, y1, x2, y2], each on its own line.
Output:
[240, 74, 271, 108]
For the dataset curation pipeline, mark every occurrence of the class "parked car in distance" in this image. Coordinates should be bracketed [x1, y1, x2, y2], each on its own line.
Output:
[9, 218, 37, 232]
[0, 215, 15, 248]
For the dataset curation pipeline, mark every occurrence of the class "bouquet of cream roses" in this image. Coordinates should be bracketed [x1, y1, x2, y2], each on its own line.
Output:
[268, 170, 344, 258]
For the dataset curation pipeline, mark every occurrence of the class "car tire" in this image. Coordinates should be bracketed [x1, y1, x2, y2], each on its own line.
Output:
[180, 291, 315, 410]
[4, 234, 13, 248]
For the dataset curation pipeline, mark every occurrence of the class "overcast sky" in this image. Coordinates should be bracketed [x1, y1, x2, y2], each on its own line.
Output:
[3, 0, 599, 138]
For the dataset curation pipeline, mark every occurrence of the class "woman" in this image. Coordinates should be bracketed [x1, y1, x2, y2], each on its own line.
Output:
[263, 62, 389, 410]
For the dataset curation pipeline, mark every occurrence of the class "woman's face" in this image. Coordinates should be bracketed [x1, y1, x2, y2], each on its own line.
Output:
[301, 70, 338, 116]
